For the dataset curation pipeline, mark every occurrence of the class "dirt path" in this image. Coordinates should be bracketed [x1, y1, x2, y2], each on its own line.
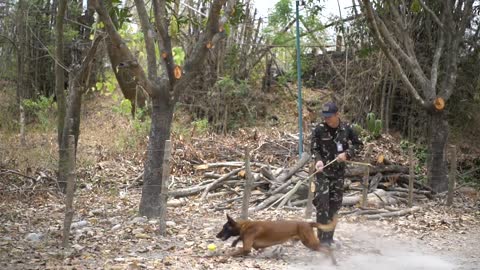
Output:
[141, 211, 480, 270]
[284, 221, 479, 270]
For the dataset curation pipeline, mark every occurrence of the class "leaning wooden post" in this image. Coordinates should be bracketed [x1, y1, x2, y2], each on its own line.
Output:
[241, 147, 253, 220]
[361, 166, 369, 208]
[447, 145, 456, 206]
[158, 140, 172, 235]
[408, 145, 414, 208]
[62, 134, 76, 247]
[305, 162, 315, 219]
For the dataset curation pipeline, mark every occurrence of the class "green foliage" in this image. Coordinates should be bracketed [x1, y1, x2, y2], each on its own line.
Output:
[410, 0, 421, 13]
[214, 76, 249, 98]
[268, 0, 293, 27]
[352, 123, 364, 137]
[95, 71, 117, 95]
[192, 118, 209, 133]
[110, 0, 132, 29]
[229, 2, 247, 26]
[116, 105, 151, 150]
[112, 99, 133, 117]
[365, 112, 382, 140]
[22, 96, 56, 131]
[172, 47, 185, 65]
[400, 140, 428, 175]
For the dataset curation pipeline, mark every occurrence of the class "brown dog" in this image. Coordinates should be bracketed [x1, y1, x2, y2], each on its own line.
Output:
[216, 214, 338, 265]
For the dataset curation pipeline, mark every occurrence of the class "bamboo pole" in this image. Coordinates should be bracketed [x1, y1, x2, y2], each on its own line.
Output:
[159, 140, 172, 235]
[241, 147, 253, 219]
[408, 145, 414, 207]
[305, 162, 315, 219]
[447, 145, 456, 206]
[62, 133, 76, 247]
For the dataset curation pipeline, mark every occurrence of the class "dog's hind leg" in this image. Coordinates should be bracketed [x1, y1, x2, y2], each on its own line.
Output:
[299, 227, 337, 265]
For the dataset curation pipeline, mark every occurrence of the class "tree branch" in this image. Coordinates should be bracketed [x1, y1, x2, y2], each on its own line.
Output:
[430, 20, 444, 92]
[174, 0, 231, 101]
[300, 17, 345, 84]
[418, 0, 444, 28]
[360, 0, 426, 107]
[134, 0, 158, 80]
[441, 0, 474, 99]
[153, 0, 176, 84]
[90, 0, 155, 96]
[372, 6, 430, 93]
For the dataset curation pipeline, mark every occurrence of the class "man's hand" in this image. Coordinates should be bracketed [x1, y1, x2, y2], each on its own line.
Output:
[337, 153, 347, 162]
[315, 160, 324, 172]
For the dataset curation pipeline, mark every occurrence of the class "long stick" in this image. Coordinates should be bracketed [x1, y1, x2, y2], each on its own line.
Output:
[447, 146, 456, 206]
[408, 145, 414, 207]
[158, 140, 172, 235]
[241, 147, 253, 219]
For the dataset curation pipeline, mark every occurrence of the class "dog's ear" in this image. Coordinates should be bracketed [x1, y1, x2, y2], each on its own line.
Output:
[226, 214, 235, 224]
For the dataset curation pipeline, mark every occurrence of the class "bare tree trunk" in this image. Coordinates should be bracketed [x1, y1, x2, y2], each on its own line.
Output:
[62, 134, 76, 247]
[58, 36, 103, 192]
[16, 0, 27, 146]
[55, 0, 67, 147]
[139, 97, 174, 217]
[428, 111, 449, 192]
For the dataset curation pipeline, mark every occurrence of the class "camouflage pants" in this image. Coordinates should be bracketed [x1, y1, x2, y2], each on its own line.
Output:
[313, 172, 344, 242]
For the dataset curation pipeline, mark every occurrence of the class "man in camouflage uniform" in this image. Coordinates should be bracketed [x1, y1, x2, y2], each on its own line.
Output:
[310, 102, 363, 246]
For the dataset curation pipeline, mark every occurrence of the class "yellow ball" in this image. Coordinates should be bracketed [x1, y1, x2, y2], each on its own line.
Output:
[207, 243, 217, 251]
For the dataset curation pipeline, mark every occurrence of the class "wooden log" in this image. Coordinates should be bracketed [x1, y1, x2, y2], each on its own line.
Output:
[251, 193, 283, 212]
[272, 152, 310, 185]
[364, 206, 421, 220]
[204, 172, 239, 180]
[354, 209, 390, 215]
[260, 166, 275, 181]
[195, 161, 273, 170]
[169, 184, 207, 198]
[389, 187, 431, 195]
[368, 173, 383, 192]
[277, 178, 305, 209]
[342, 195, 361, 206]
[345, 165, 409, 177]
[200, 167, 244, 201]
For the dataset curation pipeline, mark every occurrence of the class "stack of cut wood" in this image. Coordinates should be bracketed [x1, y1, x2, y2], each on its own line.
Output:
[169, 152, 434, 215]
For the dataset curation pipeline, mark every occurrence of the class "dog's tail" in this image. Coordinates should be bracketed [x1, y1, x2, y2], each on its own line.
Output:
[309, 214, 338, 232]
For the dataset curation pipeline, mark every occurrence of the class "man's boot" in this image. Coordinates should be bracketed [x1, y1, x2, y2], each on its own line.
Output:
[320, 230, 334, 246]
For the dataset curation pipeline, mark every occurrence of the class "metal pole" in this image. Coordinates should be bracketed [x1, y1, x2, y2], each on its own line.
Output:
[295, 0, 303, 156]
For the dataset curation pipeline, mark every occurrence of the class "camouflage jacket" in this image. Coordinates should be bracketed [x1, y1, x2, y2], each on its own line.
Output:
[310, 121, 363, 174]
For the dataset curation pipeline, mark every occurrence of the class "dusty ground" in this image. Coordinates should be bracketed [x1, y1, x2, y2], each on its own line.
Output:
[1, 187, 478, 270]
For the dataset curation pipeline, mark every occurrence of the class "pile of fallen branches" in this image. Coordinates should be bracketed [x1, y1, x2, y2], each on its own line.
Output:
[169, 149, 435, 219]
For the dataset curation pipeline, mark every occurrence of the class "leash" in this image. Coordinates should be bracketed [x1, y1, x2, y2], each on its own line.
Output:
[304, 157, 339, 182]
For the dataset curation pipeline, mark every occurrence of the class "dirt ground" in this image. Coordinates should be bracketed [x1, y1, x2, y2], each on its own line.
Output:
[285, 222, 480, 270]
[1, 188, 478, 270]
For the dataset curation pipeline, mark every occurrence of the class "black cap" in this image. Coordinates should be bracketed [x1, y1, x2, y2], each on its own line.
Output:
[321, 102, 338, 117]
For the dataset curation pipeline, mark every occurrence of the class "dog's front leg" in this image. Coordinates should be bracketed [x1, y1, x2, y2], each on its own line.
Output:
[229, 231, 256, 256]
[231, 236, 242, 247]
